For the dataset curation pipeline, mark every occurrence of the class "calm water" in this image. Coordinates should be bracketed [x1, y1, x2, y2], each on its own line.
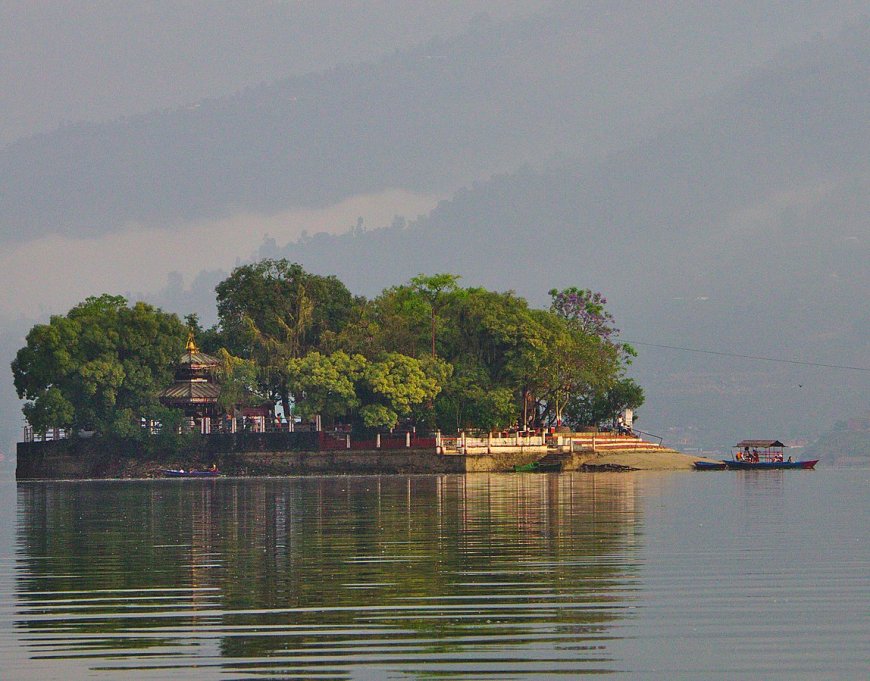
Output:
[0, 471, 867, 680]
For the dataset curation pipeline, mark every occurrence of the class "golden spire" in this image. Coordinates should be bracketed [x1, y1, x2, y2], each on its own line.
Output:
[186, 332, 199, 354]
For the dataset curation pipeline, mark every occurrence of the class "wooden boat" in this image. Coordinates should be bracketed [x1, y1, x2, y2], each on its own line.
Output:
[162, 468, 221, 478]
[706, 440, 818, 470]
[723, 459, 818, 470]
[513, 461, 562, 473]
[693, 461, 728, 470]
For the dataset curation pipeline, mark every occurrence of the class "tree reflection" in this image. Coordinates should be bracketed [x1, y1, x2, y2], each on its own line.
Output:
[16, 474, 642, 677]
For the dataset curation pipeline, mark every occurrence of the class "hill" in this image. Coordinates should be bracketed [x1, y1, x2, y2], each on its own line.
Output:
[804, 419, 870, 466]
[258, 21, 869, 448]
[2, 3, 862, 245]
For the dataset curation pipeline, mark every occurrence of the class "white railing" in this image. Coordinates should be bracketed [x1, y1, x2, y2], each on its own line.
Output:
[22, 426, 70, 443]
[438, 432, 546, 453]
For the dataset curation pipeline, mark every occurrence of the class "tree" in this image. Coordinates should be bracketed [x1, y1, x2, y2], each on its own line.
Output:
[549, 286, 636, 360]
[214, 349, 262, 418]
[409, 273, 462, 358]
[434, 366, 516, 432]
[564, 378, 645, 429]
[548, 288, 617, 339]
[329, 274, 462, 361]
[12, 295, 187, 435]
[215, 259, 355, 416]
[541, 287, 640, 427]
[438, 288, 553, 428]
[357, 353, 449, 430]
[285, 351, 365, 426]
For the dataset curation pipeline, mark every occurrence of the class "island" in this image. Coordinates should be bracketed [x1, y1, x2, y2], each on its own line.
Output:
[13, 260, 696, 479]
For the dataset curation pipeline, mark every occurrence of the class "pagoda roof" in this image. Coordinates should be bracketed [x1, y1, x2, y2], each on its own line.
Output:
[178, 333, 221, 367]
[179, 349, 221, 367]
[159, 380, 221, 403]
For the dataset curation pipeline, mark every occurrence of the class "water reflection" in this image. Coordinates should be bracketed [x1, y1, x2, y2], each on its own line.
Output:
[15, 475, 642, 679]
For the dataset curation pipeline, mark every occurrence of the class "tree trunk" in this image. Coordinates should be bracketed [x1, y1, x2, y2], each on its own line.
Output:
[281, 388, 291, 423]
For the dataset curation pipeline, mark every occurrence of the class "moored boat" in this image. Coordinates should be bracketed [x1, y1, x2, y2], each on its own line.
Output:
[514, 461, 562, 473]
[163, 468, 221, 478]
[701, 440, 818, 470]
[693, 461, 728, 470]
[723, 458, 818, 470]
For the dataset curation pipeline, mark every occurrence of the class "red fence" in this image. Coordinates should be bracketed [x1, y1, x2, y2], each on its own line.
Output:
[318, 432, 437, 451]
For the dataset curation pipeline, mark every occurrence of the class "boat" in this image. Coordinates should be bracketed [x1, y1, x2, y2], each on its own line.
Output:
[513, 461, 562, 473]
[693, 461, 728, 471]
[162, 468, 221, 478]
[723, 458, 818, 470]
[694, 440, 818, 470]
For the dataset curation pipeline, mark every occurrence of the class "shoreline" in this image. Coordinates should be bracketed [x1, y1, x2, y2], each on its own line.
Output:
[16, 437, 708, 479]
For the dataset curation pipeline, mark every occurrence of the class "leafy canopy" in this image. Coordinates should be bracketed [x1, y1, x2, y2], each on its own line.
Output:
[12, 295, 187, 435]
[13, 265, 643, 436]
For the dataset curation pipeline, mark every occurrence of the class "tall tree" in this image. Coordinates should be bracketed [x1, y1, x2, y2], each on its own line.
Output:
[565, 377, 645, 429]
[409, 273, 462, 359]
[545, 287, 640, 426]
[214, 349, 262, 420]
[215, 259, 355, 416]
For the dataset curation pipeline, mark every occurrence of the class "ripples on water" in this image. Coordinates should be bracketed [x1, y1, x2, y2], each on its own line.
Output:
[2, 471, 868, 680]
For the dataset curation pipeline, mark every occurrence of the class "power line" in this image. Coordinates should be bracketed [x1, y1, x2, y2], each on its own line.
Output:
[621, 340, 870, 372]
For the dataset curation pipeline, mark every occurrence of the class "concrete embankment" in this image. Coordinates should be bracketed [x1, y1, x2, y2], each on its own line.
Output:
[16, 434, 704, 479]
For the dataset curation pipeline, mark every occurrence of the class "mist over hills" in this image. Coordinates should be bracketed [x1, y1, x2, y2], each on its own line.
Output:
[256, 20, 869, 448]
[2, 2, 864, 245]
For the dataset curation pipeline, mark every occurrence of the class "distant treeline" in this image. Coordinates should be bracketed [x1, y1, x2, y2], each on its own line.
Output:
[12, 259, 643, 436]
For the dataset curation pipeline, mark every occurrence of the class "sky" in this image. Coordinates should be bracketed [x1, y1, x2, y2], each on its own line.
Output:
[1, 0, 867, 464]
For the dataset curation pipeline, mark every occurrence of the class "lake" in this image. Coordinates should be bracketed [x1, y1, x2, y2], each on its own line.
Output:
[0, 470, 867, 680]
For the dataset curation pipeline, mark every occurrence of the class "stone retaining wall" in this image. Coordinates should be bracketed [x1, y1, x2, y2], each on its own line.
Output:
[16, 436, 677, 479]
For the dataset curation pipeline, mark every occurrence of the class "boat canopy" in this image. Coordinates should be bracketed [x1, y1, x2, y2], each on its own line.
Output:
[735, 440, 786, 448]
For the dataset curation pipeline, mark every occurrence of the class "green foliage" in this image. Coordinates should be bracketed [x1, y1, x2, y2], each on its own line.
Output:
[142, 405, 200, 455]
[435, 367, 516, 432]
[12, 294, 187, 435]
[327, 275, 641, 431]
[286, 351, 365, 424]
[216, 259, 354, 357]
[357, 353, 448, 430]
[565, 378, 645, 429]
[215, 349, 262, 414]
[13, 264, 643, 439]
[21, 386, 74, 432]
[214, 259, 356, 414]
[359, 403, 399, 430]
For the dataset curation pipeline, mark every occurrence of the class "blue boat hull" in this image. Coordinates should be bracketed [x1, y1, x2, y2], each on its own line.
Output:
[693, 461, 728, 470]
[723, 459, 818, 470]
[163, 469, 221, 478]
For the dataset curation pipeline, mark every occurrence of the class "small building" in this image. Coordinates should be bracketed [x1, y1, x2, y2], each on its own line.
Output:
[159, 335, 222, 433]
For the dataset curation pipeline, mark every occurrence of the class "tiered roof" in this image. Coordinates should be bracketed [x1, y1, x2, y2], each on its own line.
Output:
[159, 335, 222, 409]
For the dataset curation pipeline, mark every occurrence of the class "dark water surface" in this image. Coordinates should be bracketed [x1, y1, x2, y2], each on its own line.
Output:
[1, 471, 867, 680]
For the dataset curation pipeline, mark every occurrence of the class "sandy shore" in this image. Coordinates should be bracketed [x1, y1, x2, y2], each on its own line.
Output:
[574, 448, 714, 471]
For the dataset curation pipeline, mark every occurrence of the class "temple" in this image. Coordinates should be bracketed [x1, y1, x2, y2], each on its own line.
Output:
[159, 334, 222, 432]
